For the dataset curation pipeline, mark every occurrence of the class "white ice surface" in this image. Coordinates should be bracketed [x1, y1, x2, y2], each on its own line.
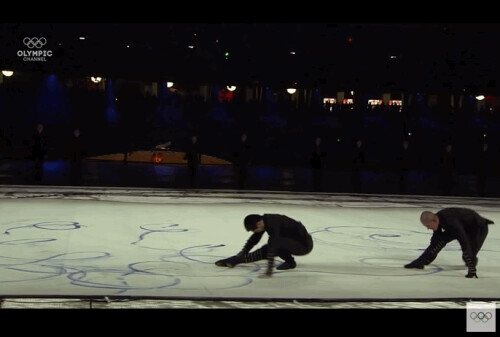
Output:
[0, 185, 499, 301]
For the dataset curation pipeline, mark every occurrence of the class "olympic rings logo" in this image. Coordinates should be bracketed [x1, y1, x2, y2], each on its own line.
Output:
[23, 37, 47, 49]
[470, 311, 493, 323]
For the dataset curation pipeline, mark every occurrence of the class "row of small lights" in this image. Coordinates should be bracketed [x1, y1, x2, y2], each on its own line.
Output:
[1, 72, 281, 93]
[71, 37, 477, 98]
[2, 70, 488, 100]
[90, 77, 238, 92]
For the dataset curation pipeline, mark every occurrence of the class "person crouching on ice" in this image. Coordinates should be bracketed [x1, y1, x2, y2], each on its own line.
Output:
[404, 208, 494, 278]
[215, 214, 313, 278]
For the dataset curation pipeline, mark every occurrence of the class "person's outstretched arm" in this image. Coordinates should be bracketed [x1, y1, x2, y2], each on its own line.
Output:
[238, 231, 264, 256]
[215, 231, 264, 268]
[405, 231, 454, 269]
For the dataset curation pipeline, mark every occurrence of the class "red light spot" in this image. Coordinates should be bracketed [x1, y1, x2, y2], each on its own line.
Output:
[218, 88, 234, 102]
[347, 36, 353, 43]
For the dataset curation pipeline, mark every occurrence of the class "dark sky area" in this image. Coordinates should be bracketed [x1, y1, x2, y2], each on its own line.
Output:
[2, 23, 499, 92]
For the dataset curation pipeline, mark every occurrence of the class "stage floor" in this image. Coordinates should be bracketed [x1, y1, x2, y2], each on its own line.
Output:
[0, 186, 499, 308]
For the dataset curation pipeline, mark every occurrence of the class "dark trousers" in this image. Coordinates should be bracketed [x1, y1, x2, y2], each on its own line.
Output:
[471, 225, 489, 257]
[351, 170, 362, 193]
[270, 234, 314, 261]
[70, 161, 83, 186]
[312, 169, 322, 192]
[477, 174, 486, 197]
[188, 165, 198, 188]
[399, 169, 408, 194]
[237, 165, 248, 189]
[420, 227, 489, 267]
[33, 157, 44, 182]
[440, 173, 453, 195]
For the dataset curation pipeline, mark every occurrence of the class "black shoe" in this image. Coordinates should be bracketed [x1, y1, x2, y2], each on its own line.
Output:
[404, 261, 424, 269]
[215, 256, 240, 268]
[277, 260, 296, 270]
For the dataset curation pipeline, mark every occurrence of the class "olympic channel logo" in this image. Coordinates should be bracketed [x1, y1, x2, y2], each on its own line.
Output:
[17, 37, 52, 62]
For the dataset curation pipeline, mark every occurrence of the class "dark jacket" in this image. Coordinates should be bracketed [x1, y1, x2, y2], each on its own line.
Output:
[440, 151, 455, 175]
[239, 214, 310, 270]
[431, 208, 493, 269]
[68, 136, 84, 162]
[234, 141, 251, 168]
[184, 143, 201, 169]
[32, 132, 48, 160]
[310, 146, 326, 169]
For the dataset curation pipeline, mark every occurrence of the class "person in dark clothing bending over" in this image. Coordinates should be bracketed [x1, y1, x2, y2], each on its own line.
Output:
[404, 208, 494, 278]
[215, 214, 314, 278]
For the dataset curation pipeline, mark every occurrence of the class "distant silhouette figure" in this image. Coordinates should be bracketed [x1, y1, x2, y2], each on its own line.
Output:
[351, 139, 365, 193]
[31, 123, 47, 183]
[477, 143, 490, 197]
[184, 135, 201, 188]
[234, 133, 251, 189]
[0, 129, 5, 160]
[396, 139, 410, 194]
[439, 143, 455, 195]
[68, 128, 84, 185]
[310, 137, 326, 192]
